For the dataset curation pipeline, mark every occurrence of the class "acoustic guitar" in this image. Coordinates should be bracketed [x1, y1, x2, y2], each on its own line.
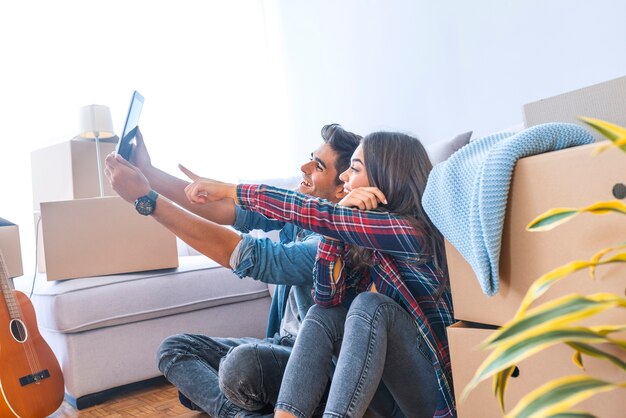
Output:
[0, 250, 64, 417]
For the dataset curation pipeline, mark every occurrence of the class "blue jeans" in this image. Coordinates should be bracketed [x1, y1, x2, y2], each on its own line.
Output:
[157, 333, 293, 417]
[276, 292, 438, 418]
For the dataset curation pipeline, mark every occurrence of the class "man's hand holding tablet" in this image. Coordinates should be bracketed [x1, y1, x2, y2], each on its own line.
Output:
[116, 90, 144, 161]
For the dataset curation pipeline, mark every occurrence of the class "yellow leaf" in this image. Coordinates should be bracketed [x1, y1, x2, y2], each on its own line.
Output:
[588, 323, 626, 336]
[493, 366, 517, 413]
[567, 341, 626, 371]
[505, 375, 624, 418]
[526, 208, 579, 231]
[579, 116, 626, 154]
[578, 116, 626, 141]
[484, 293, 626, 349]
[592, 137, 626, 155]
[544, 412, 598, 418]
[589, 245, 622, 279]
[515, 253, 626, 317]
[572, 350, 584, 369]
[516, 262, 593, 317]
[526, 201, 626, 232]
[465, 325, 622, 399]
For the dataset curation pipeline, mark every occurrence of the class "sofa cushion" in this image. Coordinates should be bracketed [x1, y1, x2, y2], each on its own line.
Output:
[31, 255, 269, 333]
[426, 131, 473, 165]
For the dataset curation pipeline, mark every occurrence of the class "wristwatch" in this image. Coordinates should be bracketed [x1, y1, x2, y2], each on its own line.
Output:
[134, 190, 159, 216]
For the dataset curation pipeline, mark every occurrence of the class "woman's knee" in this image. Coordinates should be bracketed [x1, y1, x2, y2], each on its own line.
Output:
[303, 304, 347, 342]
[349, 292, 396, 317]
[307, 303, 347, 322]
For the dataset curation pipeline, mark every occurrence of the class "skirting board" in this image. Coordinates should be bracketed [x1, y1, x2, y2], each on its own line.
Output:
[64, 375, 168, 410]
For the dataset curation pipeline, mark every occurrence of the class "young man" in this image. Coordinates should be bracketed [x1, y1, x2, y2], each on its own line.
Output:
[104, 124, 361, 417]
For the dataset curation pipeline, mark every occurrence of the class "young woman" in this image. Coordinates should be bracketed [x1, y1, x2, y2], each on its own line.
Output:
[185, 132, 455, 418]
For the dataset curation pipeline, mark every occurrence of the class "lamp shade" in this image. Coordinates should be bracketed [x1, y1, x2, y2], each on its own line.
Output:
[79, 104, 115, 139]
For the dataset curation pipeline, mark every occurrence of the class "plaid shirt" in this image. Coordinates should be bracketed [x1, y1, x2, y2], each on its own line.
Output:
[237, 184, 456, 417]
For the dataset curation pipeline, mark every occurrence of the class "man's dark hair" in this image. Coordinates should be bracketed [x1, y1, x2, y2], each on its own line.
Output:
[320, 124, 362, 185]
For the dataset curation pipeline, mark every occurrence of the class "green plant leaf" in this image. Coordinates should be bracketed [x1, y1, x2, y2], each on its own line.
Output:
[544, 412, 597, 418]
[578, 116, 626, 153]
[588, 245, 626, 279]
[566, 342, 626, 371]
[527, 201, 626, 232]
[526, 209, 579, 231]
[485, 293, 626, 348]
[505, 375, 624, 418]
[588, 323, 626, 338]
[572, 349, 584, 369]
[516, 255, 626, 317]
[592, 137, 626, 155]
[516, 262, 593, 316]
[493, 366, 517, 413]
[475, 115, 626, 417]
[463, 327, 619, 399]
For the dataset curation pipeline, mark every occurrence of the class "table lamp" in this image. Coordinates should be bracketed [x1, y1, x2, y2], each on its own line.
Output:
[78, 104, 115, 197]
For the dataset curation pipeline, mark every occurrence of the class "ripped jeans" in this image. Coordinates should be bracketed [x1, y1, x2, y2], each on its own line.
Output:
[158, 330, 405, 418]
[157, 333, 293, 418]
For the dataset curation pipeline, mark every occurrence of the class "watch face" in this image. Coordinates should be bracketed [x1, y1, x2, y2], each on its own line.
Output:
[135, 195, 155, 215]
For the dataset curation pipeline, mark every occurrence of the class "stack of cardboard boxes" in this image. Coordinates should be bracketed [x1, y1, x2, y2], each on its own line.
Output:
[31, 137, 178, 280]
[446, 78, 626, 417]
[26, 138, 274, 408]
[0, 218, 23, 279]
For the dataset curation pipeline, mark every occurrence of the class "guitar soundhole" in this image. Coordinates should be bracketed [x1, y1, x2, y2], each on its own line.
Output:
[10, 319, 28, 343]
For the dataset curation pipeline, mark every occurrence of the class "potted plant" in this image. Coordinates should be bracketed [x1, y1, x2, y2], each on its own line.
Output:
[462, 117, 626, 417]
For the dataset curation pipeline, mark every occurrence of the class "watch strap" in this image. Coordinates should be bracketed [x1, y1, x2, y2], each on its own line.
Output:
[146, 189, 158, 203]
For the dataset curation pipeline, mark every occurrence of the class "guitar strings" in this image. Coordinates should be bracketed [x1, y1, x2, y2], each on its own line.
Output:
[1, 251, 43, 378]
[17, 292, 43, 379]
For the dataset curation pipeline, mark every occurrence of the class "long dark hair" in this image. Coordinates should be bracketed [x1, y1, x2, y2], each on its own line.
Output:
[348, 131, 448, 295]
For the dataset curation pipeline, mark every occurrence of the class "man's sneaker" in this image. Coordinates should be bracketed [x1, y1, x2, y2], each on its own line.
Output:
[235, 412, 274, 418]
[178, 391, 203, 411]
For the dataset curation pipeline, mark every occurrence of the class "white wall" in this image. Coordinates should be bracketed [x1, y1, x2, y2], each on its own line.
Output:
[2, 0, 626, 281]
[1, 1, 295, 281]
[271, 0, 626, 163]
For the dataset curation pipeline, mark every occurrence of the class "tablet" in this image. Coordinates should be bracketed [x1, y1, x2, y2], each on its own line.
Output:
[116, 90, 144, 160]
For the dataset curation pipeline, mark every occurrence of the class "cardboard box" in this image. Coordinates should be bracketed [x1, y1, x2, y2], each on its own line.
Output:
[448, 322, 624, 418]
[31, 137, 118, 211]
[0, 218, 24, 278]
[39, 197, 178, 280]
[523, 75, 626, 141]
[447, 143, 626, 326]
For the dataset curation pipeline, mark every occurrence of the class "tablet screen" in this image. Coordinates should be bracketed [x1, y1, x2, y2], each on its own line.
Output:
[116, 91, 144, 160]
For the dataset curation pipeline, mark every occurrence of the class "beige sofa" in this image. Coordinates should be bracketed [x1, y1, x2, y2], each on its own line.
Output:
[19, 245, 272, 409]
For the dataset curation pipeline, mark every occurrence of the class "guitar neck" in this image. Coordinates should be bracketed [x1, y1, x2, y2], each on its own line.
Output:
[0, 249, 21, 320]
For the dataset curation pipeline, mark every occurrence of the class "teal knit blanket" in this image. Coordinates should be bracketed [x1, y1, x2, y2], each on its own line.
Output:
[422, 123, 594, 296]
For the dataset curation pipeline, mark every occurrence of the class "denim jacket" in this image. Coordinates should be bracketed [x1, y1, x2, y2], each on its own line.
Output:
[231, 206, 317, 337]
